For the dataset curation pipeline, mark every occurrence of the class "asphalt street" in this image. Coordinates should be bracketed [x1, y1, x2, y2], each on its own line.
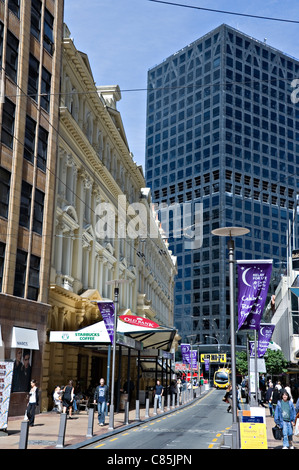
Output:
[84, 389, 232, 450]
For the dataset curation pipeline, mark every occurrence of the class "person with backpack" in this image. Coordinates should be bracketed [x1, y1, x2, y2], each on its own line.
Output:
[93, 378, 110, 426]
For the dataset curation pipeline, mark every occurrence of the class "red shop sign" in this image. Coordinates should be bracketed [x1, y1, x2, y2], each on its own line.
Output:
[119, 315, 159, 329]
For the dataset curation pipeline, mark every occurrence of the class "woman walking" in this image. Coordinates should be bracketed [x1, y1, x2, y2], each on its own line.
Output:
[62, 380, 74, 418]
[274, 390, 296, 449]
[26, 380, 39, 426]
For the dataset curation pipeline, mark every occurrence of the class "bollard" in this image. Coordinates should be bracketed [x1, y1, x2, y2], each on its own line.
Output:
[19, 420, 29, 449]
[161, 395, 165, 412]
[86, 406, 95, 437]
[145, 398, 150, 418]
[153, 396, 158, 415]
[172, 394, 175, 409]
[124, 401, 129, 425]
[135, 399, 141, 421]
[56, 412, 67, 448]
[177, 392, 180, 407]
[167, 395, 170, 411]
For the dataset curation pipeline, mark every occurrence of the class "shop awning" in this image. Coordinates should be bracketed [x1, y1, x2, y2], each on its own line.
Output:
[49, 316, 177, 352]
[11, 327, 39, 350]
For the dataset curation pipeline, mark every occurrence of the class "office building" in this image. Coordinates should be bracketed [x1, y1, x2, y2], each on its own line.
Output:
[145, 24, 299, 348]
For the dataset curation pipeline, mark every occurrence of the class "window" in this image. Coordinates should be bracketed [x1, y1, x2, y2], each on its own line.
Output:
[6, 30, 19, 82]
[31, 0, 42, 40]
[28, 54, 39, 102]
[1, 98, 15, 148]
[37, 126, 48, 171]
[19, 181, 32, 229]
[14, 249, 27, 298]
[24, 115, 36, 163]
[41, 66, 51, 111]
[33, 189, 44, 234]
[28, 254, 40, 301]
[43, 9, 54, 55]
[0, 242, 5, 291]
[8, 0, 20, 17]
[0, 166, 11, 218]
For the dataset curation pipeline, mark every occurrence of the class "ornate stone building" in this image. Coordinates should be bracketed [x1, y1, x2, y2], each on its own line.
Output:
[43, 26, 177, 410]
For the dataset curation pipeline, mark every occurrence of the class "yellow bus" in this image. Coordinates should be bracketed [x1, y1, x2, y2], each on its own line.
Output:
[213, 368, 231, 389]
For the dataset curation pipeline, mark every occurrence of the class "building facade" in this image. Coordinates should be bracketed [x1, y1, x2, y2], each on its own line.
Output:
[43, 26, 177, 411]
[0, 0, 63, 415]
[145, 24, 299, 347]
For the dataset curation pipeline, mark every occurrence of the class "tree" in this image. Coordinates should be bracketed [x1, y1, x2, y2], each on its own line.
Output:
[236, 351, 248, 376]
[264, 349, 288, 376]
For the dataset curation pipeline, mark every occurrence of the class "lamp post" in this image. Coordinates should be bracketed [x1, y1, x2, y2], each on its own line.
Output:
[211, 226, 250, 449]
[106, 279, 129, 430]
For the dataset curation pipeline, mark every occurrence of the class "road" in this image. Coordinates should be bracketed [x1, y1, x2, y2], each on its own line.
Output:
[84, 388, 234, 450]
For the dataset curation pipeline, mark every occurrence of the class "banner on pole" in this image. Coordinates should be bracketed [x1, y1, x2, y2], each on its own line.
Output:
[96, 301, 115, 344]
[237, 260, 272, 331]
[249, 324, 275, 358]
[181, 344, 191, 364]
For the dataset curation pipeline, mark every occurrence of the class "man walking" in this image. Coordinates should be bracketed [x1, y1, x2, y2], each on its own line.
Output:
[154, 380, 164, 409]
[94, 378, 109, 426]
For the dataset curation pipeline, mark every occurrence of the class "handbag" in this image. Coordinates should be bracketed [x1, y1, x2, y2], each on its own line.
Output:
[272, 424, 283, 440]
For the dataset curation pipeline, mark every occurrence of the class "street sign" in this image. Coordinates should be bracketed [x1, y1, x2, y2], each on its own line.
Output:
[200, 353, 226, 363]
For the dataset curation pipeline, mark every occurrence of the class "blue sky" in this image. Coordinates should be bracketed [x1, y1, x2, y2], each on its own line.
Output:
[64, 0, 299, 169]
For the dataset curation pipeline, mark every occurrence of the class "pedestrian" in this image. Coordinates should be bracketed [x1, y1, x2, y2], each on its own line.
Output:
[62, 380, 74, 418]
[224, 385, 232, 413]
[93, 378, 110, 426]
[53, 385, 62, 413]
[154, 380, 164, 409]
[265, 382, 274, 417]
[274, 390, 296, 449]
[26, 379, 39, 426]
[284, 385, 293, 402]
[271, 385, 281, 417]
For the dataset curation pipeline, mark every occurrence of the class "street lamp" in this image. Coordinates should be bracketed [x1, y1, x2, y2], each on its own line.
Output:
[205, 335, 220, 353]
[211, 226, 250, 449]
[106, 279, 129, 430]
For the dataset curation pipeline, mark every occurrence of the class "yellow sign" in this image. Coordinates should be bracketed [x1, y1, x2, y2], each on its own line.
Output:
[200, 353, 226, 363]
[240, 422, 268, 449]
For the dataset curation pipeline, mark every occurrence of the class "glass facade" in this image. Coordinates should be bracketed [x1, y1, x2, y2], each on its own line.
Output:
[145, 24, 299, 345]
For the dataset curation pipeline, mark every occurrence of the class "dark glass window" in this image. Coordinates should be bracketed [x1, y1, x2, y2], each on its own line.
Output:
[14, 249, 27, 298]
[33, 188, 44, 234]
[6, 30, 18, 82]
[1, 98, 15, 148]
[24, 115, 36, 163]
[28, 254, 40, 301]
[41, 67, 51, 111]
[8, 0, 20, 17]
[37, 126, 48, 171]
[0, 166, 11, 218]
[31, 0, 42, 40]
[28, 54, 39, 102]
[43, 9, 54, 54]
[19, 180, 32, 229]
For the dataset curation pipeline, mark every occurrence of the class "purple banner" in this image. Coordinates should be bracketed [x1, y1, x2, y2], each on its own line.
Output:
[181, 344, 191, 364]
[96, 301, 115, 344]
[204, 358, 210, 371]
[249, 324, 275, 358]
[237, 260, 272, 331]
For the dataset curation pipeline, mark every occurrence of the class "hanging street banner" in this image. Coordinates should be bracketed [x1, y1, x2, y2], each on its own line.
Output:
[181, 344, 191, 364]
[96, 301, 115, 344]
[249, 324, 275, 358]
[0, 361, 14, 431]
[237, 260, 272, 331]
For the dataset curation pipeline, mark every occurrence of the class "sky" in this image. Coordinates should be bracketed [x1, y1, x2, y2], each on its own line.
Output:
[64, 0, 299, 170]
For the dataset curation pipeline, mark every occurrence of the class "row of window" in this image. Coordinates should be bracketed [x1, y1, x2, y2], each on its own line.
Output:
[0, 242, 40, 300]
[0, 166, 44, 234]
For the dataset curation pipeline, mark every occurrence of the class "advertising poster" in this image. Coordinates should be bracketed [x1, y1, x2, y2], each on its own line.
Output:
[0, 361, 14, 431]
[237, 260, 272, 331]
[96, 301, 115, 344]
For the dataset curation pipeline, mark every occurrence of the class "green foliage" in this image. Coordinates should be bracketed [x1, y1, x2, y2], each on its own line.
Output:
[236, 351, 248, 376]
[264, 349, 288, 375]
[236, 348, 289, 377]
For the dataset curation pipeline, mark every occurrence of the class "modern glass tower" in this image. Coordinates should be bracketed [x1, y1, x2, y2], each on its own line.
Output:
[145, 24, 299, 347]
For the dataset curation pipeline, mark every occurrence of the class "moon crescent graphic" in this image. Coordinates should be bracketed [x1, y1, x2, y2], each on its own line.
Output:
[242, 268, 251, 287]
[260, 327, 264, 337]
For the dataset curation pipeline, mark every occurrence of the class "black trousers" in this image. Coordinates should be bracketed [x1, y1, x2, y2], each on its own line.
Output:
[27, 403, 36, 425]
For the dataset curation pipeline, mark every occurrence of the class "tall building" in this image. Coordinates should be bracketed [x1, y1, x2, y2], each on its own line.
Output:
[0, 0, 64, 415]
[145, 24, 299, 348]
